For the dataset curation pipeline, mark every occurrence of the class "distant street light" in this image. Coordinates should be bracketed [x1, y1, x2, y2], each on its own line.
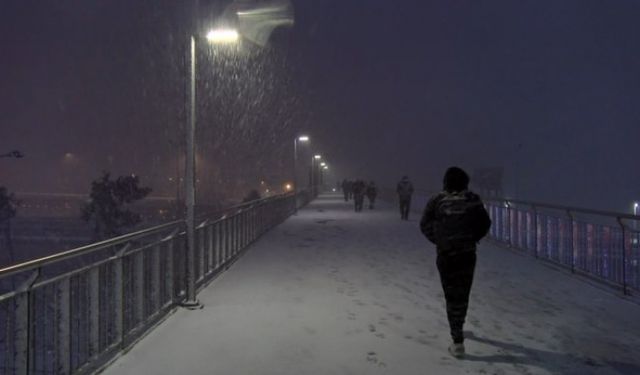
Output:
[0, 150, 24, 159]
[310, 154, 323, 196]
[293, 135, 310, 214]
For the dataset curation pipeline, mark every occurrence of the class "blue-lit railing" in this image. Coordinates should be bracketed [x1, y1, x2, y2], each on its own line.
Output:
[485, 199, 640, 295]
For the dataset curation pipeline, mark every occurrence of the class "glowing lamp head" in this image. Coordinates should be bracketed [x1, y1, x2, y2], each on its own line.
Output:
[298, 136, 309, 142]
[285, 184, 292, 191]
[206, 29, 240, 44]
[314, 155, 322, 160]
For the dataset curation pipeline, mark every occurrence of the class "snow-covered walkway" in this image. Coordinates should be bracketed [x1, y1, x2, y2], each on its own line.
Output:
[102, 194, 640, 375]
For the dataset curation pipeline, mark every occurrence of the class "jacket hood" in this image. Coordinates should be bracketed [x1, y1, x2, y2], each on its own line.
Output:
[443, 167, 469, 192]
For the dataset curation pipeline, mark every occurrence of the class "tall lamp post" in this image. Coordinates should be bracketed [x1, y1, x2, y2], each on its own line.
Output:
[321, 164, 329, 189]
[293, 135, 309, 214]
[181, 1, 293, 308]
[319, 162, 326, 190]
[311, 154, 321, 197]
[183, 28, 239, 308]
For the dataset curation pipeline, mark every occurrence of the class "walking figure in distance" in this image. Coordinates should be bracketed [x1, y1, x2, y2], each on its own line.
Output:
[341, 179, 351, 202]
[396, 175, 414, 220]
[366, 181, 377, 209]
[420, 167, 491, 359]
[352, 179, 366, 212]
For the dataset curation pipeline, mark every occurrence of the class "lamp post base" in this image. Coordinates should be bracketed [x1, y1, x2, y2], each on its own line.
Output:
[179, 299, 203, 310]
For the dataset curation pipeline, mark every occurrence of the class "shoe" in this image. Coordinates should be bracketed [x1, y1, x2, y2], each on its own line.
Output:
[448, 342, 465, 359]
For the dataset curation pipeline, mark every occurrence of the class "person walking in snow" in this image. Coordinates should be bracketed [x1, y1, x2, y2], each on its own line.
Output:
[420, 166, 491, 359]
[341, 179, 351, 202]
[366, 181, 377, 209]
[352, 179, 366, 212]
[396, 175, 414, 220]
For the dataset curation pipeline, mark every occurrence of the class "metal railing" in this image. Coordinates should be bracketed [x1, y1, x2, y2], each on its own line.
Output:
[485, 198, 640, 295]
[0, 191, 307, 375]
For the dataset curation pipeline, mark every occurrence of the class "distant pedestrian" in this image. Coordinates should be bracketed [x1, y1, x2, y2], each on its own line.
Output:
[420, 167, 491, 359]
[396, 175, 414, 220]
[352, 179, 366, 212]
[366, 181, 377, 209]
[341, 179, 351, 202]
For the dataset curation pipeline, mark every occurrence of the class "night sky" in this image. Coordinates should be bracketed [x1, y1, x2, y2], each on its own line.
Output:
[1, 0, 639, 212]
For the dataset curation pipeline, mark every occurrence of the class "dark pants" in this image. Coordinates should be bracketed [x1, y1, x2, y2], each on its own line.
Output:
[399, 197, 411, 219]
[436, 251, 476, 344]
[343, 190, 349, 201]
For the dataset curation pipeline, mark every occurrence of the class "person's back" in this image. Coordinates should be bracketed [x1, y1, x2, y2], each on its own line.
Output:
[420, 167, 491, 358]
[422, 190, 488, 255]
[396, 177, 413, 198]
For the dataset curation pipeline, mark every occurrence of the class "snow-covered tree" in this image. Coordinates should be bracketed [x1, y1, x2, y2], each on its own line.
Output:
[82, 172, 152, 240]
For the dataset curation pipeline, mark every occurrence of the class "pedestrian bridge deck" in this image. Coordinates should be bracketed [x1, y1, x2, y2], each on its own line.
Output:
[102, 194, 640, 375]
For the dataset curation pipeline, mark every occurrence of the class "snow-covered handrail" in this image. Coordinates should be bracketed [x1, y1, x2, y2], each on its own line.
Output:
[0, 190, 309, 375]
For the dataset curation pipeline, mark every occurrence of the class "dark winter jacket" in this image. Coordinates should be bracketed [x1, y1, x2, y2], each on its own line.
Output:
[420, 190, 491, 256]
[396, 178, 414, 199]
[366, 184, 377, 198]
[341, 179, 352, 192]
[352, 180, 366, 197]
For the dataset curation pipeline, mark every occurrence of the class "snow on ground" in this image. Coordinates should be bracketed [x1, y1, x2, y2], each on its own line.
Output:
[102, 194, 640, 375]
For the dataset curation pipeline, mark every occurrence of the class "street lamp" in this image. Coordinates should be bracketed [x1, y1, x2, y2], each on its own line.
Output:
[320, 165, 329, 189]
[183, 28, 240, 308]
[181, 1, 294, 308]
[293, 135, 310, 214]
[311, 155, 322, 197]
[206, 29, 239, 43]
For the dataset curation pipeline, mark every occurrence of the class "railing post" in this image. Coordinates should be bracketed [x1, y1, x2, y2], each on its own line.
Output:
[567, 210, 576, 273]
[56, 278, 71, 375]
[134, 251, 145, 326]
[224, 219, 230, 263]
[232, 215, 237, 256]
[114, 244, 130, 348]
[532, 205, 538, 258]
[89, 266, 101, 358]
[505, 201, 511, 246]
[207, 224, 214, 275]
[214, 222, 221, 269]
[14, 270, 39, 375]
[617, 217, 629, 295]
[166, 238, 175, 304]
[198, 224, 205, 282]
[151, 243, 161, 312]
